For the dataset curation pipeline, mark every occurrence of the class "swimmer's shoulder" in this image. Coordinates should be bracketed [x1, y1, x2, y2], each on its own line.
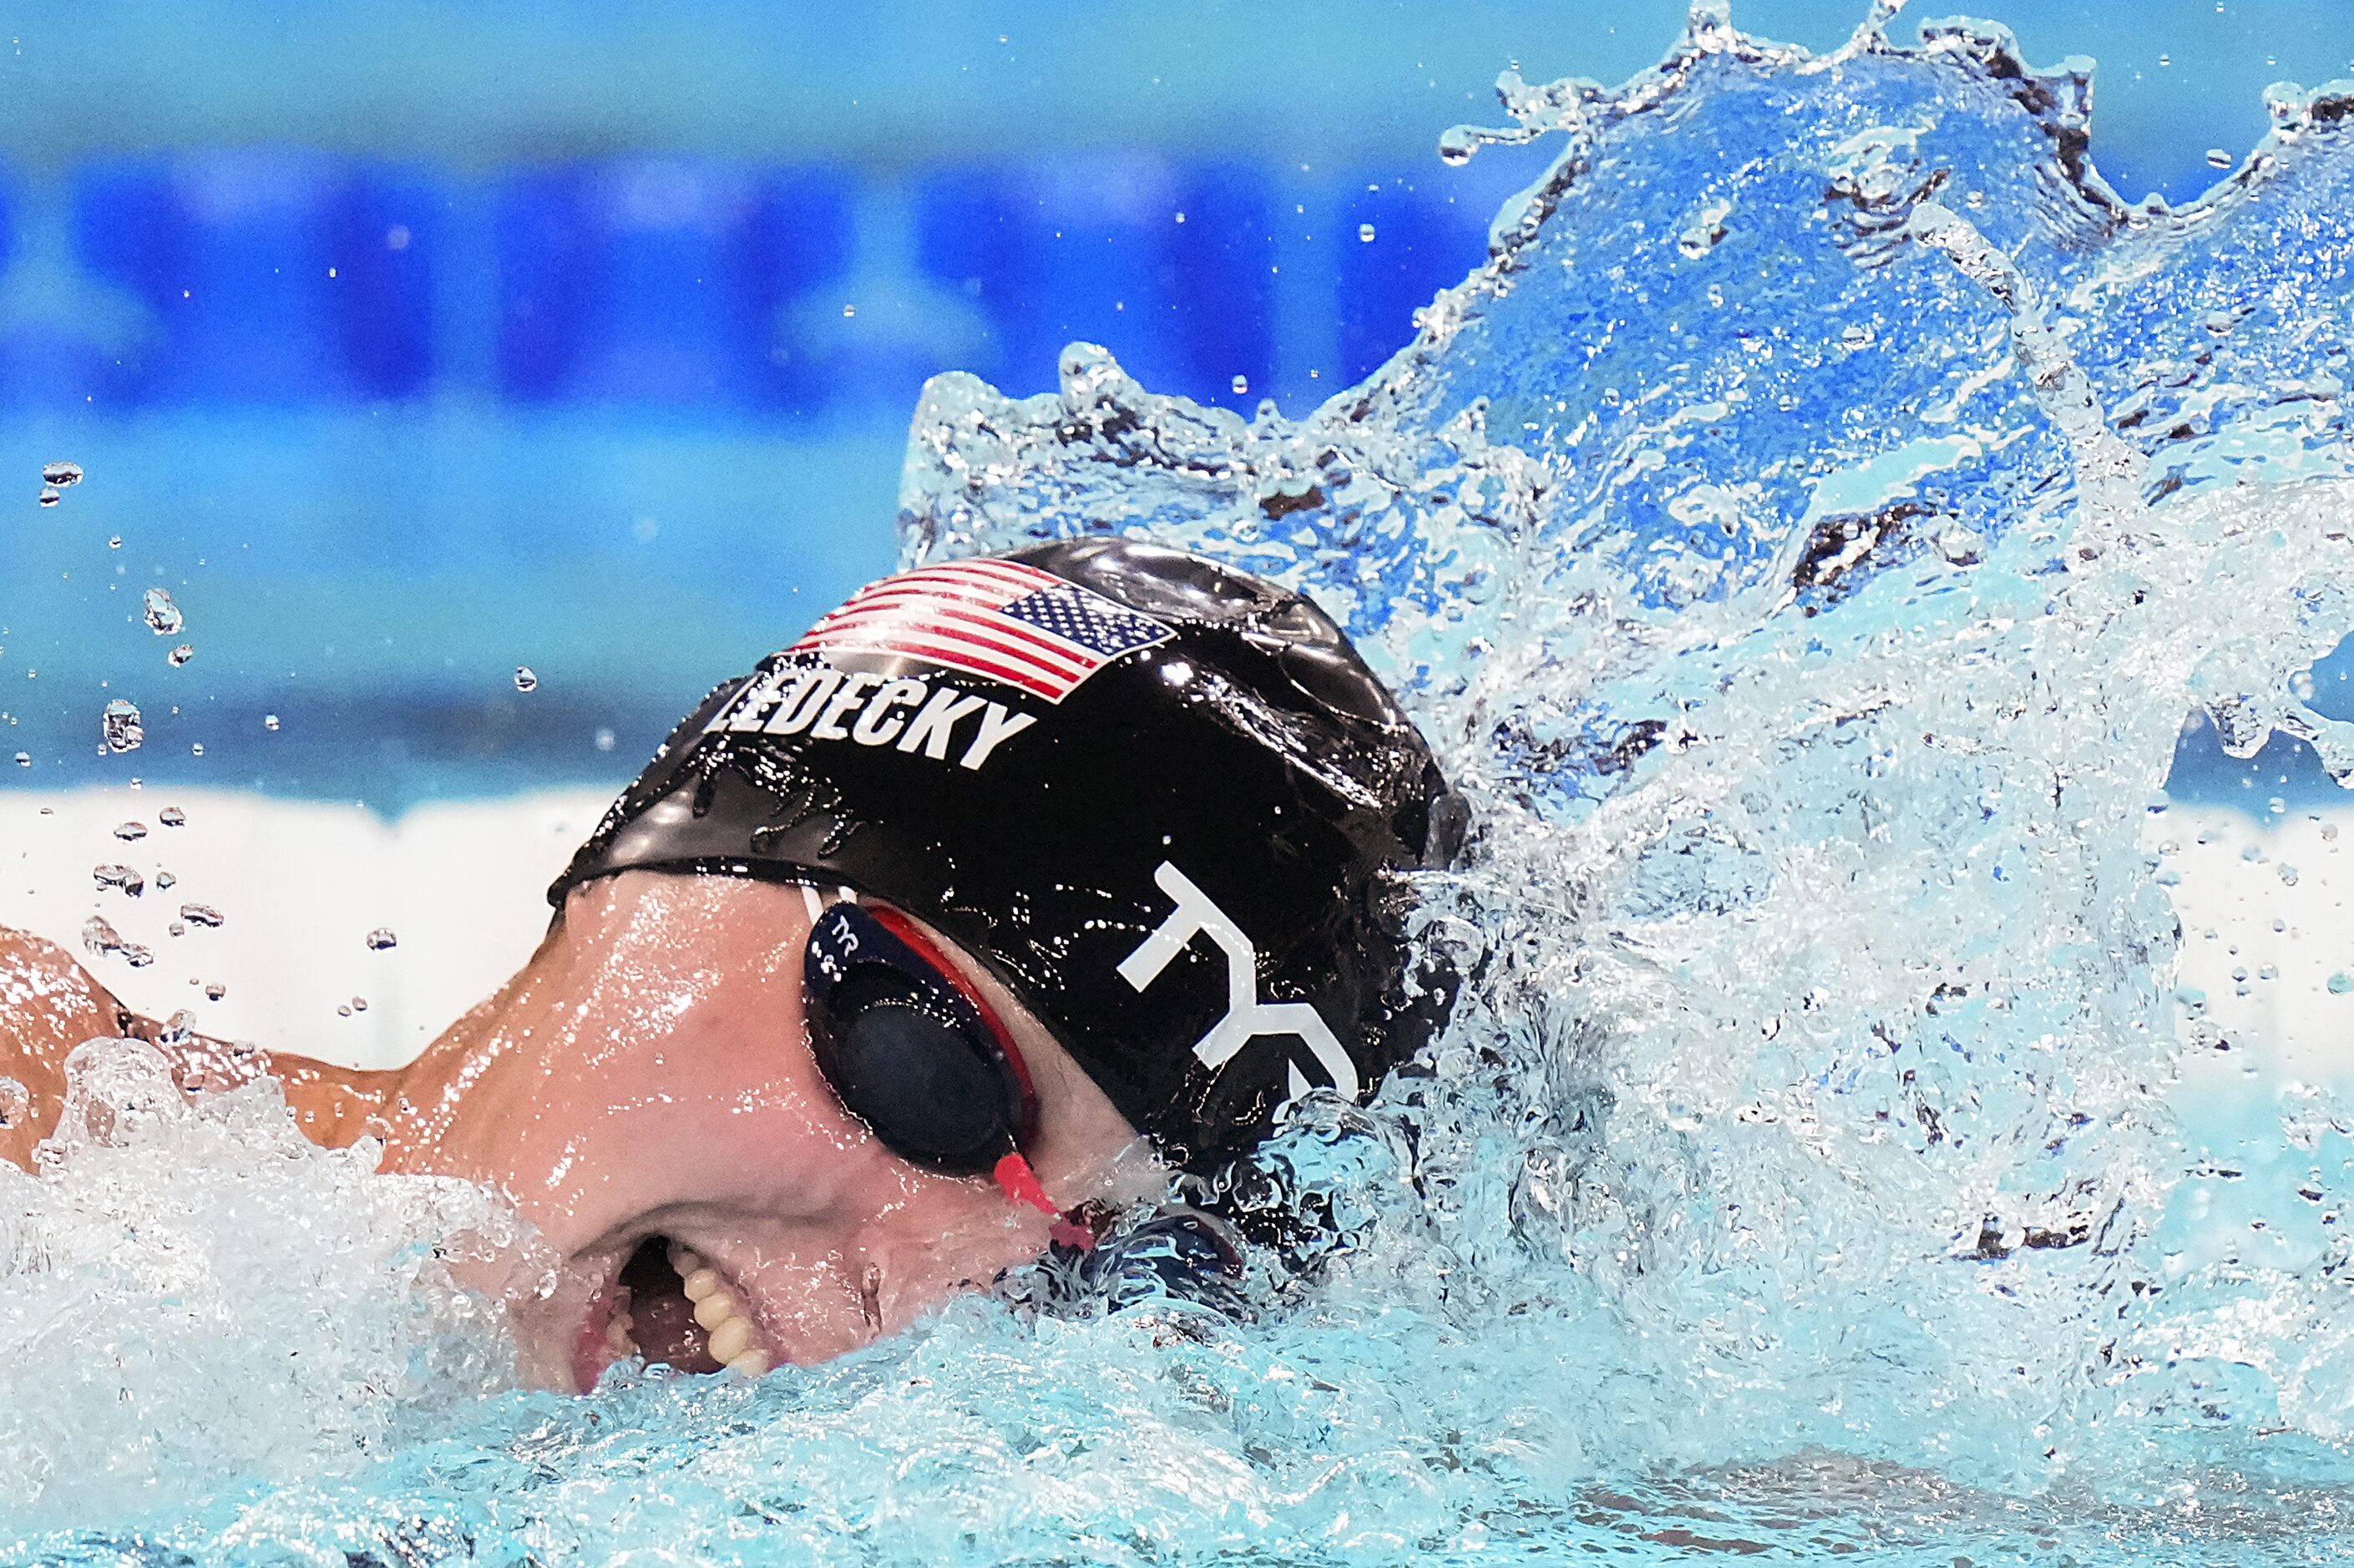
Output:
[0, 923, 129, 1031]
[0, 923, 137, 1170]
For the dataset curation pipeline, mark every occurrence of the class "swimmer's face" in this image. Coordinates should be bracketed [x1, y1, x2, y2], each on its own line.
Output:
[389, 871, 1147, 1392]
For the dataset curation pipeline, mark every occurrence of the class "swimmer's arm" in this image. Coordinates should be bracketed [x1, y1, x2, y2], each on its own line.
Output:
[0, 924, 140, 1171]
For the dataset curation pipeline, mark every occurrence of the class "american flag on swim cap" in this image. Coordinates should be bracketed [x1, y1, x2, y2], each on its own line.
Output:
[791, 558, 1174, 703]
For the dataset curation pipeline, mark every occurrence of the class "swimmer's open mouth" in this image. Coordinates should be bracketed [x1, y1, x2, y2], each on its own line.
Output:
[582, 1237, 774, 1390]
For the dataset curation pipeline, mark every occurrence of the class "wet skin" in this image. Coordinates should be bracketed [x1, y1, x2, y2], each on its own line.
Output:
[0, 872, 1150, 1389]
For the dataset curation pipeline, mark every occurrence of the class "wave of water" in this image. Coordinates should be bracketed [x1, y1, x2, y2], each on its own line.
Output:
[8, 7, 2354, 1562]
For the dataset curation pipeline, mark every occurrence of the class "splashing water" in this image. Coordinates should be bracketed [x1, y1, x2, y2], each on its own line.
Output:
[0, 1041, 541, 1531]
[9, 11, 2354, 1562]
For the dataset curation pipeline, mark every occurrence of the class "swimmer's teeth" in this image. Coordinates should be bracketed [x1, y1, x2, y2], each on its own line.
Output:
[669, 1246, 772, 1377]
[604, 1304, 638, 1361]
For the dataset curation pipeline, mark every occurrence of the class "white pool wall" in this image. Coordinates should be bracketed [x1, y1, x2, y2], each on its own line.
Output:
[0, 787, 612, 1070]
[3, 788, 2351, 1088]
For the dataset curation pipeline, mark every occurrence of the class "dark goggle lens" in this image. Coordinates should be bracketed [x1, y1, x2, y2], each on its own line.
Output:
[804, 902, 1031, 1176]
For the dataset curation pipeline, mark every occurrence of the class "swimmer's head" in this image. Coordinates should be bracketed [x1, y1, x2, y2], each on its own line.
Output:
[550, 539, 1466, 1171]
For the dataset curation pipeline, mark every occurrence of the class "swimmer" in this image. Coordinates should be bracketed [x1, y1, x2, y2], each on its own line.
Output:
[0, 538, 1463, 1389]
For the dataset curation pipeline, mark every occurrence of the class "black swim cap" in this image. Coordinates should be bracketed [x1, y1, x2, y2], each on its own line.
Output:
[549, 539, 1466, 1170]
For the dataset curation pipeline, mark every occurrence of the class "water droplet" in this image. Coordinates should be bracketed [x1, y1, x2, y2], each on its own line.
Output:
[114, 821, 146, 842]
[263, 714, 280, 731]
[514, 667, 539, 693]
[1437, 126, 1477, 166]
[157, 1009, 196, 1048]
[365, 927, 398, 951]
[37, 485, 60, 508]
[106, 535, 122, 550]
[351, 995, 367, 1013]
[168, 643, 194, 667]
[2158, 53, 2172, 66]
[189, 742, 204, 757]
[142, 587, 183, 636]
[1231, 375, 1250, 395]
[81, 915, 153, 969]
[1358, 223, 1378, 243]
[0, 1076, 28, 1129]
[203, 981, 226, 1001]
[154, 870, 175, 890]
[11, 752, 28, 768]
[100, 698, 143, 753]
[2206, 148, 2234, 169]
[841, 304, 856, 318]
[159, 806, 185, 827]
[93, 864, 144, 898]
[167, 921, 185, 938]
[337, 1003, 352, 1018]
[2331, 974, 2353, 995]
[178, 903, 224, 928]
[42, 461, 82, 488]
[595, 726, 615, 751]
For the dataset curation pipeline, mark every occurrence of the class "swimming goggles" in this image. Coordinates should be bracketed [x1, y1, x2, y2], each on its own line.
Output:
[799, 888, 1074, 1208]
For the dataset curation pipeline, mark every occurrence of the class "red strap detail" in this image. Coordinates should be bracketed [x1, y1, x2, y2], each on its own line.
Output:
[994, 1152, 1096, 1249]
[994, 1151, 1057, 1215]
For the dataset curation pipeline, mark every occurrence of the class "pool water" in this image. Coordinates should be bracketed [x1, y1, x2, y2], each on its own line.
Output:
[8, 7, 2354, 1562]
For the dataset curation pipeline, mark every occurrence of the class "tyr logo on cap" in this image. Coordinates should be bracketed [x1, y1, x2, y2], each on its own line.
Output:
[1116, 861, 1359, 1105]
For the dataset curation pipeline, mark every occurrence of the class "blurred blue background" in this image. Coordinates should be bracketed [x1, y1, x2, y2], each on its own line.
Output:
[0, 0, 2348, 808]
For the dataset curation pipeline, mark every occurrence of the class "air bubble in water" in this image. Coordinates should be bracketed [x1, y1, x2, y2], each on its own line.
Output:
[364, 928, 397, 951]
[93, 864, 144, 898]
[114, 822, 146, 842]
[100, 698, 143, 753]
[42, 461, 82, 488]
[80, 915, 152, 968]
[514, 667, 538, 693]
[142, 588, 183, 636]
[179, 903, 224, 928]
[159, 806, 185, 827]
